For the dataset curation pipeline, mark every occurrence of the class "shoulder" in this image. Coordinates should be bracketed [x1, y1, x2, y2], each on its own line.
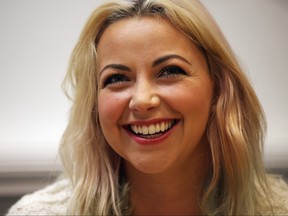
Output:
[6, 178, 71, 215]
[266, 175, 288, 214]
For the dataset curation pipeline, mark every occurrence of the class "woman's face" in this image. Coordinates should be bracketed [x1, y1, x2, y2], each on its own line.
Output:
[97, 17, 213, 174]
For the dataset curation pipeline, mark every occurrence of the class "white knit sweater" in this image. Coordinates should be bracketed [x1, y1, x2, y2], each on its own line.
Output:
[6, 178, 71, 215]
[6, 176, 288, 215]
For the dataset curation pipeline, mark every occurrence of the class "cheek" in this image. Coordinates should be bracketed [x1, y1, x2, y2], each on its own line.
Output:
[98, 91, 130, 130]
[162, 82, 213, 115]
[99, 94, 119, 126]
[98, 90, 131, 159]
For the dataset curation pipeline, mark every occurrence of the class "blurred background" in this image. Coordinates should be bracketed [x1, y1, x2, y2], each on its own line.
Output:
[0, 0, 287, 214]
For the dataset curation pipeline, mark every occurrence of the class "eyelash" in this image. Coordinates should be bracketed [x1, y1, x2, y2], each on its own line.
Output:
[158, 65, 187, 78]
[102, 73, 130, 88]
[102, 65, 187, 88]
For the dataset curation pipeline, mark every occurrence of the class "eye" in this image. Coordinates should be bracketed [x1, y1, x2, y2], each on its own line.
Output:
[158, 65, 187, 78]
[102, 73, 130, 88]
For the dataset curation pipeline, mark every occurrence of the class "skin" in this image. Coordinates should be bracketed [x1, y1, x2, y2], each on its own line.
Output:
[97, 17, 214, 215]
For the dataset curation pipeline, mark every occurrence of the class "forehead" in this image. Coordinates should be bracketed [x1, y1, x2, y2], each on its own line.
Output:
[98, 16, 176, 43]
[97, 16, 193, 52]
[97, 16, 205, 69]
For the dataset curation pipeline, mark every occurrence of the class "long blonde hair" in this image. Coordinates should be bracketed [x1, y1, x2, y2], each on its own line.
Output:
[60, 0, 272, 215]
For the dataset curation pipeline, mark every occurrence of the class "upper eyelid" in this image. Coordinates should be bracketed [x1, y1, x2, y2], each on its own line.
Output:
[100, 70, 128, 81]
[101, 64, 187, 79]
[155, 59, 193, 76]
[102, 72, 129, 81]
[99, 64, 131, 78]
[100, 65, 188, 88]
[101, 73, 130, 88]
[159, 65, 188, 74]
[160, 65, 185, 70]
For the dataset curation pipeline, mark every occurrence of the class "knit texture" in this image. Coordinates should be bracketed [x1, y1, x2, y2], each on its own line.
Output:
[6, 175, 288, 215]
[265, 175, 288, 215]
[6, 178, 71, 215]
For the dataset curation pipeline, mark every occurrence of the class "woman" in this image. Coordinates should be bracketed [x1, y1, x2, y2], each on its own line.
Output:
[7, 0, 288, 215]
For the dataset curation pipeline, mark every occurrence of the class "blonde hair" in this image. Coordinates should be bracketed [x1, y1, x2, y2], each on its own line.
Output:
[60, 0, 272, 215]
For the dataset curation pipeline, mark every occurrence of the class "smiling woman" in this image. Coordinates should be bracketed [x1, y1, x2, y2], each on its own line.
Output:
[97, 18, 213, 192]
[6, 0, 288, 215]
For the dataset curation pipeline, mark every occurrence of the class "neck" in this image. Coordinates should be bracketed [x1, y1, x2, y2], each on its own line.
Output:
[124, 143, 210, 215]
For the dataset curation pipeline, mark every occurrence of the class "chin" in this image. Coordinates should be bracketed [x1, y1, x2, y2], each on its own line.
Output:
[125, 157, 174, 175]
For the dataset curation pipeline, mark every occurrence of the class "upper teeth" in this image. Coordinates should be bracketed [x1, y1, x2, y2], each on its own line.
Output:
[130, 121, 174, 135]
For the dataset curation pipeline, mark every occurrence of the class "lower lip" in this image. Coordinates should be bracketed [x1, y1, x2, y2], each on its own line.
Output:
[124, 123, 178, 145]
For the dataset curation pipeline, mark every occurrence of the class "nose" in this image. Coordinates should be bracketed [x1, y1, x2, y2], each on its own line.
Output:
[129, 80, 160, 114]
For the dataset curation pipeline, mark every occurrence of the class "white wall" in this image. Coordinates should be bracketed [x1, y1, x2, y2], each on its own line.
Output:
[0, 0, 287, 174]
[0, 0, 103, 173]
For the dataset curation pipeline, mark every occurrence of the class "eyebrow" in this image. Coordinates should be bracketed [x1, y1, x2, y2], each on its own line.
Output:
[100, 64, 131, 75]
[100, 54, 191, 75]
[152, 54, 192, 67]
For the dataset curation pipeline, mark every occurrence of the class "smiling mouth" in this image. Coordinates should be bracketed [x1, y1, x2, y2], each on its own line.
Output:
[126, 120, 178, 139]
